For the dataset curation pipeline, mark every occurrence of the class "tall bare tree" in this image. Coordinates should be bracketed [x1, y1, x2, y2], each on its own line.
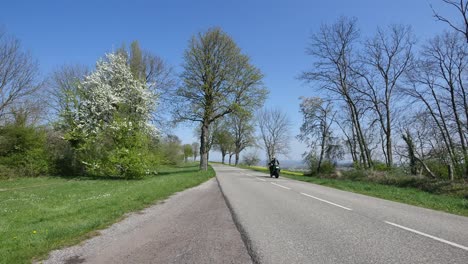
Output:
[301, 16, 373, 168]
[174, 27, 267, 170]
[404, 31, 468, 178]
[353, 25, 415, 167]
[0, 29, 41, 121]
[257, 108, 291, 162]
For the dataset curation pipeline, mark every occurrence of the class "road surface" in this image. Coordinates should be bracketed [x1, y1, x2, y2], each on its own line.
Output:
[213, 164, 468, 264]
[41, 178, 251, 264]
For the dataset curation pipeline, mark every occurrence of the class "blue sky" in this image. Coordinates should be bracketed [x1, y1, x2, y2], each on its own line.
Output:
[1, 0, 458, 161]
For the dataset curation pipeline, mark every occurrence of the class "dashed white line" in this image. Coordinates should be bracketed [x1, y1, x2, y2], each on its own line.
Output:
[300, 192, 352, 211]
[384, 221, 468, 251]
[271, 182, 291, 190]
[258, 178, 266, 182]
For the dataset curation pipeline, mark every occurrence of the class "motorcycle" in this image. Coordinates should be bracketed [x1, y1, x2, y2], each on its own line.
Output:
[269, 165, 280, 178]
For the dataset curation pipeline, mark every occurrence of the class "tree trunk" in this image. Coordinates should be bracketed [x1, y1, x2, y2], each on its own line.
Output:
[348, 99, 372, 168]
[414, 156, 437, 179]
[448, 164, 454, 181]
[235, 152, 240, 166]
[221, 149, 226, 164]
[402, 131, 417, 175]
[386, 103, 393, 167]
[199, 122, 209, 171]
[449, 82, 468, 178]
[317, 126, 327, 174]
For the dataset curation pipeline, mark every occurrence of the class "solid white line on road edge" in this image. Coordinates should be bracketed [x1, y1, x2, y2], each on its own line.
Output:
[384, 221, 468, 251]
[271, 182, 291, 190]
[300, 192, 352, 211]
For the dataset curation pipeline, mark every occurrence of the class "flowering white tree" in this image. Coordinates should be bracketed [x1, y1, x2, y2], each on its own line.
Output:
[77, 53, 155, 134]
[64, 53, 158, 178]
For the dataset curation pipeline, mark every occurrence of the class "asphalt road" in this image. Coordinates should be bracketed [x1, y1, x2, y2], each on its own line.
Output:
[213, 164, 468, 264]
[41, 178, 252, 264]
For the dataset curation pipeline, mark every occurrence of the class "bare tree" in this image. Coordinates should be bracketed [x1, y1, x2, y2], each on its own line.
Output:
[0, 29, 41, 121]
[48, 64, 88, 123]
[301, 16, 373, 168]
[404, 31, 468, 178]
[353, 25, 415, 167]
[257, 108, 291, 162]
[432, 0, 468, 42]
[174, 28, 267, 170]
[298, 97, 341, 173]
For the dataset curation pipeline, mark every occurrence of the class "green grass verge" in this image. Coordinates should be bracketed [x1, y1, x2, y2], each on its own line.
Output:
[238, 165, 468, 217]
[0, 163, 214, 264]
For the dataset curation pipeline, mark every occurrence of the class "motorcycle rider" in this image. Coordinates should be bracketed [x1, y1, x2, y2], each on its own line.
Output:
[269, 157, 280, 175]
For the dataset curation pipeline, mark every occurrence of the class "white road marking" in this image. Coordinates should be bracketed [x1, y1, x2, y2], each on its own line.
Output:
[258, 178, 266, 182]
[271, 182, 291, 190]
[245, 173, 251, 176]
[384, 221, 468, 251]
[300, 192, 352, 211]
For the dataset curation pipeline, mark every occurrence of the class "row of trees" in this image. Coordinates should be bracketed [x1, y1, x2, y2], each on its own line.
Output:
[298, 1, 468, 180]
[0, 25, 271, 177]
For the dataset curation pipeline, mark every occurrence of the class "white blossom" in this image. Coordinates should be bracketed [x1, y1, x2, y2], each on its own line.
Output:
[75, 53, 157, 134]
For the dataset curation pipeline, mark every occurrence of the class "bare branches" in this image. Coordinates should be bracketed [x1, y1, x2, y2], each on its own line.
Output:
[355, 24, 415, 166]
[301, 16, 373, 168]
[257, 108, 291, 162]
[432, 0, 468, 42]
[0, 30, 40, 121]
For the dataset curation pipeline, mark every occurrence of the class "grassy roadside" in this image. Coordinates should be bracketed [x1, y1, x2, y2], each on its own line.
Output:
[0, 163, 214, 264]
[238, 165, 468, 217]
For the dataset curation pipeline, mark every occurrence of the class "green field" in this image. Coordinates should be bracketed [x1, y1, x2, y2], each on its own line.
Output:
[0, 163, 214, 264]
[239, 165, 468, 217]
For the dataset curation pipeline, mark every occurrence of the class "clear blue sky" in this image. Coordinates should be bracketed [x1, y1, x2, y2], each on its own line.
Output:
[1, 0, 458, 161]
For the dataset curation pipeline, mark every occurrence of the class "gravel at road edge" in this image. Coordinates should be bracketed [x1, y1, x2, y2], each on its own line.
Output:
[38, 178, 252, 264]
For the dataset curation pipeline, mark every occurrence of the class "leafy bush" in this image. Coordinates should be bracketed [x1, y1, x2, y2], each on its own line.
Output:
[75, 119, 157, 179]
[341, 169, 367, 180]
[425, 160, 450, 179]
[0, 124, 49, 177]
[373, 161, 391, 171]
[305, 153, 335, 175]
[242, 152, 260, 166]
[46, 129, 83, 176]
[319, 160, 335, 174]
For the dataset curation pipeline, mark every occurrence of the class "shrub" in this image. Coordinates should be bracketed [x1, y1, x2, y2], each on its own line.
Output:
[342, 169, 367, 180]
[46, 129, 83, 176]
[373, 161, 391, 171]
[242, 152, 260, 166]
[319, 160, 335, 174]
[77, 120, 157, 179]
[0, 124, 49, 177]
[305, 153, 335, 176]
